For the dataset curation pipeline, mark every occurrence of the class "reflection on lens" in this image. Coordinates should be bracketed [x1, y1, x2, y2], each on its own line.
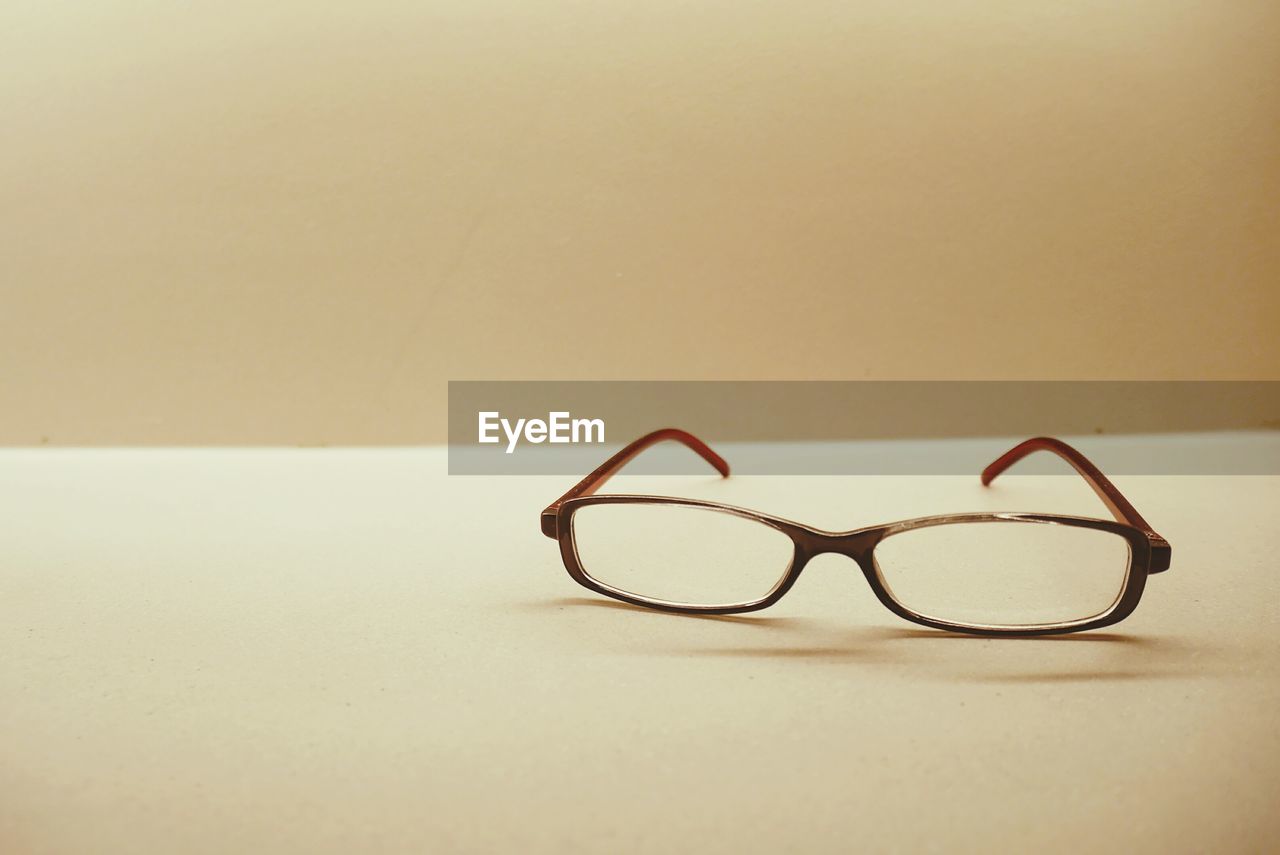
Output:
[873, 520, 1131, 627]
[570, 503, 794, 607]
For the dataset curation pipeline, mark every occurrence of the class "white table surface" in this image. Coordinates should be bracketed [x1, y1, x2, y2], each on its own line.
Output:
[2, 447, 1278, 853]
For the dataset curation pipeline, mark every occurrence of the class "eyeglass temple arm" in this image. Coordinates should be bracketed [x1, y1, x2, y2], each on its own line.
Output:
[982, 436, 1171, 574]
[540, 428, 730, 538]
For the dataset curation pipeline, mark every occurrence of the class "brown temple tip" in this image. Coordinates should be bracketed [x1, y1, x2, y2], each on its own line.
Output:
[653, 427, 729, 478]
[701, 445, 731, 478]
[980, 437, 1057, 487]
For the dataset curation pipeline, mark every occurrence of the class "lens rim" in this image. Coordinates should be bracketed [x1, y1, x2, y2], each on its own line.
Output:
[558, 496, 1153, 635]
[566, 498, 800, 610]
[869, 515, 1136, 632]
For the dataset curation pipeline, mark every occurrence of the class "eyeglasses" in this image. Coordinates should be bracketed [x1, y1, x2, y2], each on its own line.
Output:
[540, 429, 1171, 636]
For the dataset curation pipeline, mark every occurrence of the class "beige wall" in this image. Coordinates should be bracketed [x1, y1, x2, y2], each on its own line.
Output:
[3, 1, 1277, 445]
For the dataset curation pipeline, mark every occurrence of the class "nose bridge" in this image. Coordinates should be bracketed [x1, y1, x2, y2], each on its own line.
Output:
[804, 528, 876, 562]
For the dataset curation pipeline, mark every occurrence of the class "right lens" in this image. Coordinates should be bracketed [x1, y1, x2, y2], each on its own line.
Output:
[569, 502, 795, 608]
[873, 518, 1132, 628]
